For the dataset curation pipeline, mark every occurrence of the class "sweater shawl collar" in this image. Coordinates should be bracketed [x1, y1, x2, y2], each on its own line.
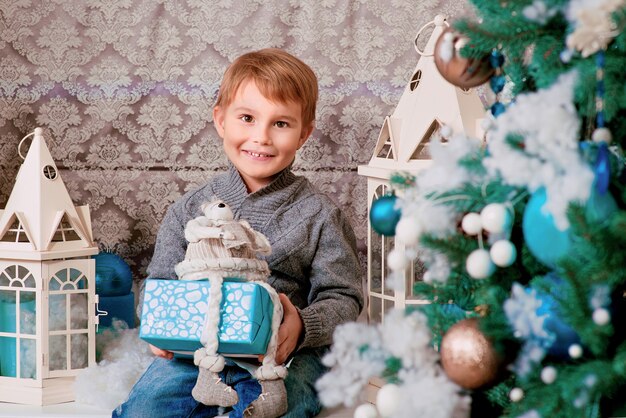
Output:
[211, 162, 299, 227]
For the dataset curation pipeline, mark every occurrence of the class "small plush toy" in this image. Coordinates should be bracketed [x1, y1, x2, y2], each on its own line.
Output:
[174, 200, 287, 418]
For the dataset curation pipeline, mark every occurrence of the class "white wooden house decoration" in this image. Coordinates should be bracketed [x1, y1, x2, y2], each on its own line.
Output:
[358, 15, 486, 324]
[0, 128, 99, 405]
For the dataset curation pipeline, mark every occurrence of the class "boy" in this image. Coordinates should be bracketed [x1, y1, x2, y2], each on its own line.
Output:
[113, 48, 363, 418]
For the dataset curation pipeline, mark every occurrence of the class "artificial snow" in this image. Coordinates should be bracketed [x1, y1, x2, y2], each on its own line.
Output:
[74, 320, 154, 410]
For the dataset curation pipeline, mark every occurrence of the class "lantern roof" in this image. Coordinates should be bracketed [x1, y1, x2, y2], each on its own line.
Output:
[0, 128, 97, 260]
[360, 15, 486, 179]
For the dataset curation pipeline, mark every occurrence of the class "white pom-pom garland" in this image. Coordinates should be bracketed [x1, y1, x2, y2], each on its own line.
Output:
[509, 387, 524, 402]
[376, 384, 401, 417]
[461, 213, 483, 236]
[541, 366, 557, 384]
[592, 308, 610, 326]
[480, 203, 511, 233]
[354, 403, 379, 418]
[395, 217, 422, 246]
[592, 127, 612, 144]
[387, 248, 409, 271]
[489, 239, 517, 267]
[568, 344, 583, 359]
[466, 249, 495, 279]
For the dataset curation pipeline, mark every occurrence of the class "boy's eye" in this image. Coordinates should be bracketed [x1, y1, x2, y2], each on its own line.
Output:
[275, 121, 289, 128]
[241, 115, 254, 123]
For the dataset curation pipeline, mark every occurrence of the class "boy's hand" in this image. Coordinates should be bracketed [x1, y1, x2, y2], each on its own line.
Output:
[149, 344, 173, 360]
[268, 293, 303, 365]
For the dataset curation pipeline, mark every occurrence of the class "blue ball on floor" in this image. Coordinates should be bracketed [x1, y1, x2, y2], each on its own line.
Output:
[95, 252, 133, 297]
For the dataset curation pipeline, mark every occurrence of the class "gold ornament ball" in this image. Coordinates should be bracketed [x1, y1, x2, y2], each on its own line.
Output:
[434, 27, 494, 89]
[440, 318, 502, 389]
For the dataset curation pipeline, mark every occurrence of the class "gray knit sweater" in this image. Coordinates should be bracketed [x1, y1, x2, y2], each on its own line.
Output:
[139, 164, 364, 349]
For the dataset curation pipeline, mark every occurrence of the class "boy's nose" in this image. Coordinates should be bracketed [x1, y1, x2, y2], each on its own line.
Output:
[252, 126, 272, 144]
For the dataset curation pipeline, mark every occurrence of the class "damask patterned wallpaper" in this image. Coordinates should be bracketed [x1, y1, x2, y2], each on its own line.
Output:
[0, 0, 469, 278]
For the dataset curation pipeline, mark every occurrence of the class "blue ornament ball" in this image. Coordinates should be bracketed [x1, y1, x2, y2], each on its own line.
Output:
[94, 252, 133, 297]
[534, 274, 581, 359]
[522, 189, 571, 268]
[370, 194, 401, 236]
[522, 187, 618, 268]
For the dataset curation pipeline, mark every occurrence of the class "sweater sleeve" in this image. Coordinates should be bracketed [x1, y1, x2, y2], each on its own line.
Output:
[136, 201, 188, 317]
[296, 207, 364, 349]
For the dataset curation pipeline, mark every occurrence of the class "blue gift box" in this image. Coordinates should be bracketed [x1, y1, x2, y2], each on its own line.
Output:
[139, 279, 273, 356]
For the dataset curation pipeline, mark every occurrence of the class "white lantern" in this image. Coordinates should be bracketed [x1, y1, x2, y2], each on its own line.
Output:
[0, 128, 100, 405]
[358, 15, 486, 324]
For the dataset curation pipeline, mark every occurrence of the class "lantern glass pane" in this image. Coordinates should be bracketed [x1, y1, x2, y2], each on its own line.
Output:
[383, 236, 394, 296]
[49, 294, 67, 331]
[70, 293, 88, 330]
[19, 293, 36, 335]
[0, 271, 9, 286]
[49, 275, 63, 291]
[4, 265, 16, 280]
[23, 274, 36, 288]
[20, 338, 36, 378]
[407, 257, 427, 300]
[0, 336, 17, 377]
[370, 231, 382, 294]
[69, 268, 86, 289]
[70, 334, 88, 369]
[369, 295, 382, 323]
[383, 299, 394, 314]
[0, 290, 17, 332]
[1, 230, 17, 242]
[49, 335, 67, 371]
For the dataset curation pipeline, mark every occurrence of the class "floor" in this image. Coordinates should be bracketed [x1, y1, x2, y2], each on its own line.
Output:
[0, 402, 357, 417]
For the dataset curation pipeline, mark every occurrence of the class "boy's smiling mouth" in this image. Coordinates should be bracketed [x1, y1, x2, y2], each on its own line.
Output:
[244, 150, 274, 158]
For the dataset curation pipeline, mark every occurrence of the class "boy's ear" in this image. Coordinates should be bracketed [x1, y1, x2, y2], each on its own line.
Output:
[213, 106, 225, 138]
[298, 122, 314, 149]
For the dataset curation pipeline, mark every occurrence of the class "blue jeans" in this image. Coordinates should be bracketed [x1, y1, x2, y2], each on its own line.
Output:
[112, 349, 326, 418]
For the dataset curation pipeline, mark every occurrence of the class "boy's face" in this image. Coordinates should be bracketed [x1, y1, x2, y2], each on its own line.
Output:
[213, 80, 313, 193]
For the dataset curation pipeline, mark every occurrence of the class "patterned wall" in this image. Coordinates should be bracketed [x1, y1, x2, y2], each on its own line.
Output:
[0, 0, 469, 278]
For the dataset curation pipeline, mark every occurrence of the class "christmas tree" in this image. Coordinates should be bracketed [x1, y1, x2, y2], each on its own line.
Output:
[316, 1, 626, 417]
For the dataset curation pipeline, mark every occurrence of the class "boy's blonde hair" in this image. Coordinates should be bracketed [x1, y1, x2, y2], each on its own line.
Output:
[215, 48, 318, 127]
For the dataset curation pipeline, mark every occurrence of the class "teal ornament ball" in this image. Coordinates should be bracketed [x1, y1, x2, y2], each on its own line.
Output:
[370, 194, 401, 236]
[522, 187, 618, 268]
[95, 252, 133, 296]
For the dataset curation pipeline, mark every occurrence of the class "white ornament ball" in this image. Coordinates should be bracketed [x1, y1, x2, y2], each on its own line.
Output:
[354, 403, 379, 418]
[592, 308, 611, 326]
[569, 344, 583, 359]
[480, 203, 511, 234]
[387, 248, 409, 271]
[395, 217, 422, 246]
[541, 366, 557, 384]
[592, 127, 613, 144]
[461, 213, 483, 236]
[489, 240, 517, 267]
[509, 387, 524, 402]
[466, 249, 495, 279]
[376, 384, 401, 418]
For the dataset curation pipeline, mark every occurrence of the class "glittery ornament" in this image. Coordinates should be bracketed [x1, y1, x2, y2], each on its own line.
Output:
[434, 28, 495, 89]
[440, 318, 502, 389]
